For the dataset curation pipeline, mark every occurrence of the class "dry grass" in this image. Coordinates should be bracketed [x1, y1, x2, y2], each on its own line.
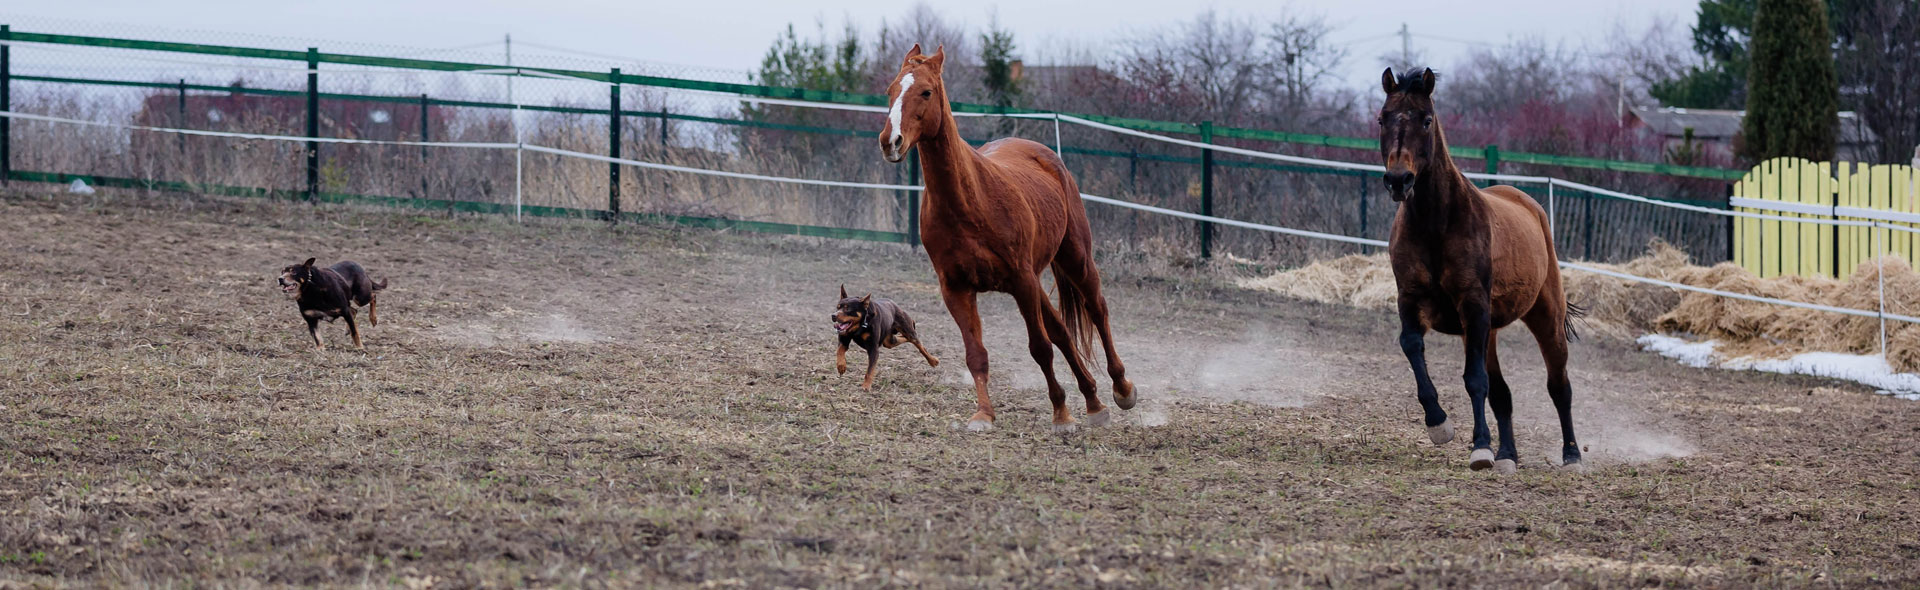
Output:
[1240, 239, 1920, 371]
[2, 188, 1918, 588]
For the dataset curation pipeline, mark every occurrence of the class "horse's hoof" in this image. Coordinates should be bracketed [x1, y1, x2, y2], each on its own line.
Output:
[1086, 410, 1111, 427]
[1113, 379, 1137, 410]
[966, 420, 994, 432]
[1427, 420, 1454, 446]
[1468, 448, 1495, 471]
[1561, 459, 1589, 473]
[1494, 459, 1517, 474]
[1052, 421, 1078, 434]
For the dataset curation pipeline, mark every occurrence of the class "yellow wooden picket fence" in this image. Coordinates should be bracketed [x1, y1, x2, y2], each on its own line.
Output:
[1731, 158, 1920, 279]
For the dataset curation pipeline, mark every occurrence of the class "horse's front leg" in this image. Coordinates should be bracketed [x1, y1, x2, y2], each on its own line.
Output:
[1458, 292, 1496, 471]
[941, 286, 994, 431]
[1398, 299, 1450, 445]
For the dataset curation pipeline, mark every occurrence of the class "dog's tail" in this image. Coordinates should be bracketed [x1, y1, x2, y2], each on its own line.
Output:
[372, 278, 389, 292]
[1050, 261, 1099, 371]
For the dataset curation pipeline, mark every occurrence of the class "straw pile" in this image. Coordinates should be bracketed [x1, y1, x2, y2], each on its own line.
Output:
[1238, 239, 1920, 372]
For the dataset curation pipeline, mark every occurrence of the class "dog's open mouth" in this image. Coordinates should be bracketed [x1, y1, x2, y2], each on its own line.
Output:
[835, 321, 855, 333]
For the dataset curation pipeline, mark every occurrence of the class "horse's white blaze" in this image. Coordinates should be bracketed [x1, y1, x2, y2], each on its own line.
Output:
[887, 73, 915, 151]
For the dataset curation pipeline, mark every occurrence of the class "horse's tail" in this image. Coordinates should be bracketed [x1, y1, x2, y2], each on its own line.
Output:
[1564, 301, 1587, 342]
[1051, 261, 1100, 371]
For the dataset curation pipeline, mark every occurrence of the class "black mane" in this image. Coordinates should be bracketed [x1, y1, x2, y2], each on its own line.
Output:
[1395, 69, 1436, 96]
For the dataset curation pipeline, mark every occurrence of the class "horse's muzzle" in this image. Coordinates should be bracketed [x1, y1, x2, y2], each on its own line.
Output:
[881, 135, 905, 163]
[1384, 170, 1415, 202]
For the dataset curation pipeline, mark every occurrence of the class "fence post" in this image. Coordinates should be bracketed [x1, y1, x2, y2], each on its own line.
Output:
[608, 67, 621, 222]
[1724, 183, 1735, 263]
[1199, 120, 1214, 261]
[176, 79, 187, 153]
[419, 94, 429, 199]
[1582, 192, 1596, 259]
[1358, 173, 1369, 238]
[908, 147, 921, 248]
[305, 47, 319, 202]
[1484, 144, 1500, 177]
[1128, 149, 1138, 192]
[1, 24, 11, 186]
[660, 106, 669, 145]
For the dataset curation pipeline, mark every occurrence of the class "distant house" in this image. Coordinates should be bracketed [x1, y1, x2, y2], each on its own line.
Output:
[133, 88, 450, 142]
[1626, 106, 1882, 163]
[1008, 61, 1108, 94]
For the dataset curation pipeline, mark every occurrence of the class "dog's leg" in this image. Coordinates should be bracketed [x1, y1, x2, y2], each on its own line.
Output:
[860, 346, 880, 391]
[344, 310, 363, 349]
[307, 316, 324, 350]
[911, 338, 939, 368]
[368, 295, 378, 327]
[835, 340, 849, 375]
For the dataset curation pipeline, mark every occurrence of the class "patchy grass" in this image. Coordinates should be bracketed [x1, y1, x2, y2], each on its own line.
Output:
[1, 189, 1917, 588]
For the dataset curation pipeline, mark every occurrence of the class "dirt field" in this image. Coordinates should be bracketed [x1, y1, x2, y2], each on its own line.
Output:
[2, 188, 1917, 588]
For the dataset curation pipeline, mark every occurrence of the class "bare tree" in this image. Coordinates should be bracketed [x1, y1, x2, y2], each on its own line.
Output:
[1445, 38, 1588, 116]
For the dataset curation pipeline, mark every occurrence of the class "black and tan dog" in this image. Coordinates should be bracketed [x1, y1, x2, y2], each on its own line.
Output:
[834, 285, 938, 390]
[279, 258, 387, 349]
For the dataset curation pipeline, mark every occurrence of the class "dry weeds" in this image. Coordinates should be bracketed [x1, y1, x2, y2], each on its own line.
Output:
[2, 189, 1917, 588]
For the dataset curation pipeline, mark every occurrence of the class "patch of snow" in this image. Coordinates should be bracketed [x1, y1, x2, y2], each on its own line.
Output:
[1636, 334, 1717, 368]
[67, 179, 95, 195]
[1638, 334, 1920, 400]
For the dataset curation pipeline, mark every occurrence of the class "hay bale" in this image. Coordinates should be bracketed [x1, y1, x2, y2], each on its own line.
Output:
[1239, 253, 1395, 309]
[1240, 239, 1920, 375]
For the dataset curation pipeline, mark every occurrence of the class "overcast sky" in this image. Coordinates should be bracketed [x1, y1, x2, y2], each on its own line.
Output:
[3, 0, 1702, 95]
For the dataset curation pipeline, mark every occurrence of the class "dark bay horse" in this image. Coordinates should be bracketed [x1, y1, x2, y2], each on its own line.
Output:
[878, 44, 1134, 432]
[1378, 68, 1584, 472]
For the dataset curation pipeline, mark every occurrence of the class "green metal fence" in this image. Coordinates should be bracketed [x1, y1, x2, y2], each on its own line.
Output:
[0, 27, 1740, 263]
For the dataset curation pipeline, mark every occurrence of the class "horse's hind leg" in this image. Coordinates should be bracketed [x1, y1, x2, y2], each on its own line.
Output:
[1485, 334, 1519, 474]
[1397, 300, 1450, 445]
[1036, 284, 1104, 426]
[1524, 306, 1581, 466]
[1014, 279, 1088, 433]
[942, 287, 996, 431]
[1056, 244, 1134, 410]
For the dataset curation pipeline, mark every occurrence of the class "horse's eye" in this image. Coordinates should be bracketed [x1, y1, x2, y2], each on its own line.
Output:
[920, 90, 932, 98]
[1423, 116, 1433, 128]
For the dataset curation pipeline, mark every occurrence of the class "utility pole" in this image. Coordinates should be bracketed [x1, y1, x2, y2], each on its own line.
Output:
[1399, 23, 1411, 68]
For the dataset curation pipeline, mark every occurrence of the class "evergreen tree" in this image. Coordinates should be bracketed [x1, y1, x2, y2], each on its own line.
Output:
[1740, 0, 1840, 162]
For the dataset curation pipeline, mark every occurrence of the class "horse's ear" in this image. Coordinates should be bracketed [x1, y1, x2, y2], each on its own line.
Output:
[1417, 68, 1437, 97]
[904, 43, 923, 62]
[302, 257, 316, 268]
[1381, 68, 1397, 95]
[928, 45, 945, 70]
[840, 284, 848, 299]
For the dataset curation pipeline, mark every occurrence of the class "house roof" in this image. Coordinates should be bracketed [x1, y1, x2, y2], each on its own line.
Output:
[1630, 106, 1880, 145]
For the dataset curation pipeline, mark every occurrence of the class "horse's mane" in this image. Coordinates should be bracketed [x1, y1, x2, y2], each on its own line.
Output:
[1394, 69, 1437, 97]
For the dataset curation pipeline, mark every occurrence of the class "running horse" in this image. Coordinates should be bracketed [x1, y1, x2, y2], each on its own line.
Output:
[1378, 68, 1584, 471]
[877, 44, 1135, 431]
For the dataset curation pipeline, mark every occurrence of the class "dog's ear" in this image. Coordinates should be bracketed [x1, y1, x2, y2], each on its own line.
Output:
[302, 257, 316, 269]
[861, 293, 872, 306]
[840, 284, 848, 300]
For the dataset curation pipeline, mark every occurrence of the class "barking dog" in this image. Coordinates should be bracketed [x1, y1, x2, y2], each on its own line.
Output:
[278, 257, 387, 349]
[834, 285, 939, 390]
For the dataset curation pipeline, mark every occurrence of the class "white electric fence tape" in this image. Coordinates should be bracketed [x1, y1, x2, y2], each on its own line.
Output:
[5, 108, 1915, 327]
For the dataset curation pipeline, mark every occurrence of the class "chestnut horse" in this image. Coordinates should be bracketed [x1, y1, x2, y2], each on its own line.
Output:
[879, 44, 1134, 431]
[1378, 68, 1584, 472]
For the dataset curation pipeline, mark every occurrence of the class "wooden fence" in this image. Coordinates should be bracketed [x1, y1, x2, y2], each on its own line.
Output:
[1732, 158, 1920, 279]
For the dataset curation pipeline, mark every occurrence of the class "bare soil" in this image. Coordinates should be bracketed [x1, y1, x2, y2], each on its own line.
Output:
[2, 189, 1917, 588]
